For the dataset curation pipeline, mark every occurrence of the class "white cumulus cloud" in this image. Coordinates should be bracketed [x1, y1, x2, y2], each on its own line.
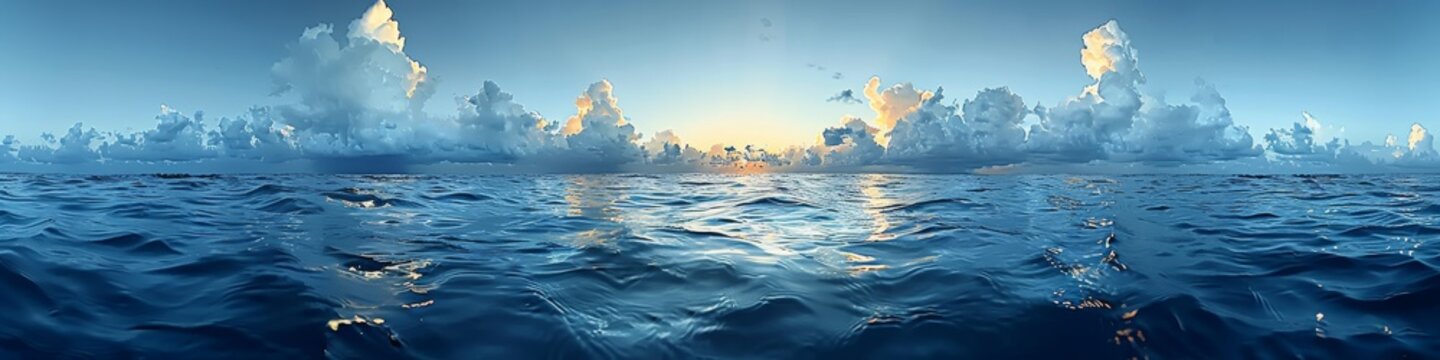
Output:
[101, 106, 218, 162]
[17, 123, 103, 165]
[269, 0, 436, 159]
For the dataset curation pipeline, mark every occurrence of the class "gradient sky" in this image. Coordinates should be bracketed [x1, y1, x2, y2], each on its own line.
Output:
[2, 0, 1435, 149]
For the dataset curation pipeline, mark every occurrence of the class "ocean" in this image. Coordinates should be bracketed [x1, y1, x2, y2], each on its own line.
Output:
[0, 173, 1435, 358]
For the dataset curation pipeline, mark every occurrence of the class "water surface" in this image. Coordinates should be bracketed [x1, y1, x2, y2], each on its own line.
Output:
[0, 173, 1436, 358]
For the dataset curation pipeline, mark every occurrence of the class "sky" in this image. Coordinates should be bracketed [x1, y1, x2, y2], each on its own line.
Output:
[0, 0, 1436, 173]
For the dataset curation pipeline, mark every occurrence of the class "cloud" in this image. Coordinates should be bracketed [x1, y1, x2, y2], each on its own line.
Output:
[1264, 115, 1439, 169]
[1109, 80, 1262, 165]
[16, 123, 102, 165]
[269, 0, 436, 159]
[1080, 20, 1142, 84]
[826, 89, 862, 104]
[0, 136, 18, 163]
[758, 18, 775, 42]
[815, 116, 884, 166]
[0, 0, 646, 172]
[886, 86, 1030, 168]
[0, 8, 1431, 174]
[802, 20, 1263, 170]
[1405, 123, 1434, 157]
[436, 80, 559, 163]
[1023, 21, 1145, 163]
[101, 105, 218, 162]
[974, 20, 1255, 167]
[1388, 123, 1440, 168]
[803, 63, 844, 80]
[641, 130, 702, 165]
[208, 107, 301, 162]
[862, 76, 933, 144]
[556, 80, 644, 167]
[1267, 112, 1342, 157]
[1258, 113, 1392, 170]
[351, 0, 406, 52]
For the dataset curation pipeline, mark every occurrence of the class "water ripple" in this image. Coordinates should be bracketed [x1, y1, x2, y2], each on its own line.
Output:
[0, 173, 1436, 358]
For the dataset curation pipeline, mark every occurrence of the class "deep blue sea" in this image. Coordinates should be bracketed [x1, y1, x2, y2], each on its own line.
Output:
[0, 173, 1436, 359]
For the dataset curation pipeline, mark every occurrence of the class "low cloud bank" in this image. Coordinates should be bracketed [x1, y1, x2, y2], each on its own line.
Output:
[1, 5, 1432, 174]
[793, 20, 1264, 170]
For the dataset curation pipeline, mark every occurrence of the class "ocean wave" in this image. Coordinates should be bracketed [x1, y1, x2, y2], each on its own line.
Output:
[0, 173, 1435, 358]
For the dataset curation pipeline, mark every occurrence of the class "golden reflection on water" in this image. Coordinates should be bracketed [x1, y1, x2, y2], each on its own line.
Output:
[564, 176, 624, 222]
[561, 175, 631, 248]
[859, 174, 898, 242]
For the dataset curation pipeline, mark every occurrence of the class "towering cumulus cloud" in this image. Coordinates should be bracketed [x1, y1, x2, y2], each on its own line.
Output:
[1024, 20, 1144, 163]
[1025, 20, 1259, 165]
[555, 80, 644, 168]
[269, 0, 436, 164]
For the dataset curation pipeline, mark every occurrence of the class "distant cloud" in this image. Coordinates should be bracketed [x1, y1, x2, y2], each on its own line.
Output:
[207, 107, 299, 162]
[804, 20, 1265, 170]
[1265, 114, 1334, 156]
[101, 106, 217, 162]
[1408, 124, 1436, 157]
[816, 116, 884, 166]
[556, 80, 645, 167]
[641, 130, 695, 164]
[16, 123, 102, 165]
[826, 89, 862, 104]
[1262, 113, 1439, 168]
[0, 136, 19, 164]
[803, 63, 843, 81]
[757, 18, 774, 42]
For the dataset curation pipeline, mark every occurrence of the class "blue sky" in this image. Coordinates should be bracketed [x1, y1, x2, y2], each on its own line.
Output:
[1, 0, 1435, 151]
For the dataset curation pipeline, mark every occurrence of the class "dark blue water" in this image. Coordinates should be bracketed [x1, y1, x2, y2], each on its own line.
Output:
[0, 173, 1436, 359]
